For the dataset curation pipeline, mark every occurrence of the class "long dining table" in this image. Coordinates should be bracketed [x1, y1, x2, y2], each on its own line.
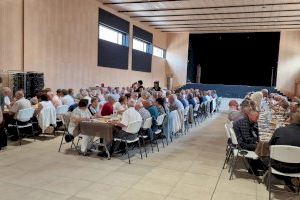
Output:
[255, 107, 289, 157]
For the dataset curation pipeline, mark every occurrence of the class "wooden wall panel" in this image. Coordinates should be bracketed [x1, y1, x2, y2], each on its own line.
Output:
[166, 33, 189, 88]
[23, 0, 168, 91]
[277, 30, 300, 97]
[0, 0, 23, 71]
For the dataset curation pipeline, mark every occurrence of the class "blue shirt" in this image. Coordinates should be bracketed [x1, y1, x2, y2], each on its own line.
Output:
[188, 98, 196, 108]
[179, 98, 188, 108]
[147, 105, 160, 120]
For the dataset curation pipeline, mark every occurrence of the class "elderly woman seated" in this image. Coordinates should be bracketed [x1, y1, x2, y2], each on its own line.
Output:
[68, 99, 93, 154]
[228, 100, 244, 122]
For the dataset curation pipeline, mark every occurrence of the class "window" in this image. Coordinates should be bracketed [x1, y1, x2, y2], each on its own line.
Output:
[153, 46, 166, 58]
[99, 25, 126, 46]
[133, 38, 148, 53]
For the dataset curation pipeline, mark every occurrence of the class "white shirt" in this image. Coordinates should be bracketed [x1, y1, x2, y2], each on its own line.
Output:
[83, 96, 91, 104]
[62, 95, 75, 106]
[4, 96, 11, 106]
[10, 97, 31, 119]
[68, 107, 91, 134]
[113, 102, 127, 112]
[120, 107, 142, 132]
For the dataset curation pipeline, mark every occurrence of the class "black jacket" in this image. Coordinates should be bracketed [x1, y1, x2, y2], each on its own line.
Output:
[233, 117, 259, 151]
[269, 123, 300, 173]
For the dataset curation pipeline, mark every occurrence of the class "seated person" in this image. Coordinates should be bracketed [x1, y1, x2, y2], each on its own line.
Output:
[135, 102, 151, 126]
[109, 99, 142, 154]
[113, 96, 128, 114]
[35, 93, 56, 134]
[187, 93, 196, 108]
[228, 100, 244, 122]
[101, 95, 115, 116]
[269, 111, 300, 192]
[177, 94, 188, 108]
[47, 91, 62, 108]
[143, 100, 159, 131]
[68, 99, 93, 154]
[9, 90, 31, 120]
[88, 97, 101, 116]
[233, 110, 265, 175]
[155, 97, 167, 115]
[6, 90, 32, 140]
[2, 87, 12, 109]
[61, 89, 75, 107]
[168, 94, 184, 112]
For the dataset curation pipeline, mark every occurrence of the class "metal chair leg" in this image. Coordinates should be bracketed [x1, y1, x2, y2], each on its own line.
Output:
[141, 137, 147, 157]
[229, 157, 238, 180]
[138, 140, 143, 159]
[58, 131, 65, 152]
[154, 135, 159, 152]
[125, 141, 131, 164]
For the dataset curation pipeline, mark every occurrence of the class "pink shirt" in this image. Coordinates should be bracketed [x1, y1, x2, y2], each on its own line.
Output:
[51, 95, 62, 108]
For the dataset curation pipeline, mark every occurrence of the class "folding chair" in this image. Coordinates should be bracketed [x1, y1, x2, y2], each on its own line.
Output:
[183, 106, 190, 134]
[114, 120, 143, 164]
[155, 114, 167, 148]
[222, 122, 233, 169]
[268, 145, 300, 200]
[58, 113, 81, 154]
[193, 104, 200, 126]
[8, 108, 35, 146]
[56, 105, 69, 129]
[138, 117, 152, 157]
[228, 127, 260, 183]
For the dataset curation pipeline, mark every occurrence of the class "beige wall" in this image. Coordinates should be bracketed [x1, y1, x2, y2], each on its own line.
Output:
[166, 33, 189, 88]
[0, 0, 23, 71]
[1, 0, 168, 91]
[277, 30, 300, 97]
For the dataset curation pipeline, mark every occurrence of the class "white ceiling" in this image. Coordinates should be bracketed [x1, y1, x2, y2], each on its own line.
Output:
[99, 0, 300, 33]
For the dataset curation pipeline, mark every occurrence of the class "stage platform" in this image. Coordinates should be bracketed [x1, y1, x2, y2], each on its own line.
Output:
[178, 83, 282, 99]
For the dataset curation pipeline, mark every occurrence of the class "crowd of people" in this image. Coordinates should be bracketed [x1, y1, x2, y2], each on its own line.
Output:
[0, 79, 219, 154]
[228, 89, 300, 192]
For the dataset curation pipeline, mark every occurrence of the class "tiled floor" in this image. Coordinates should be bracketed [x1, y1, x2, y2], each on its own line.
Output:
[0, 113, 297, 200]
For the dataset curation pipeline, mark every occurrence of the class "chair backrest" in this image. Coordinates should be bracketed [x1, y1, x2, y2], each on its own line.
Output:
[194, 103, 200, 112]
[142, 117, 152, 129]
[62, 112, 71, 127]
[184, 106, 189, 116]
[16, 108, 35, 122]
[156, 114, 166, 126]
[56, 105, 69, 115]
[229, 127, 238, 145]
[224, 122, 232, 139]
[127, 120, 143, 134]
[270, 145, 300, 163]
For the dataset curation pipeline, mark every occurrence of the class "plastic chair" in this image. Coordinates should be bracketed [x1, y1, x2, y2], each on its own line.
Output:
[114, 120, 143, 164]
[139, 117, 152, 157]
[57, 112, 81, 154]
[183, 106, 190, 133]
[228, 127, 260, 182]
[155, 114, 167, 148]
[193, 104, 200, 126]
[222, 122, 233, 169]
[8, 108, 35, 145]
[268, 145, 300, 199]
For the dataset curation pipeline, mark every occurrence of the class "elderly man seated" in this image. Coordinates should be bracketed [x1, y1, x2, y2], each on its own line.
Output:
[6, 90, 32, 140]
[168, 94, 184, 112]
[269, 111, 300, 192]
[108, 99, 142, 155]
[233, 110, 266, 175]
[135, 102, 151, 126]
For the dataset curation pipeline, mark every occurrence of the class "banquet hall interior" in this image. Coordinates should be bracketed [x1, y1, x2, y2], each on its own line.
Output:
[1, 0, 300, 200]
